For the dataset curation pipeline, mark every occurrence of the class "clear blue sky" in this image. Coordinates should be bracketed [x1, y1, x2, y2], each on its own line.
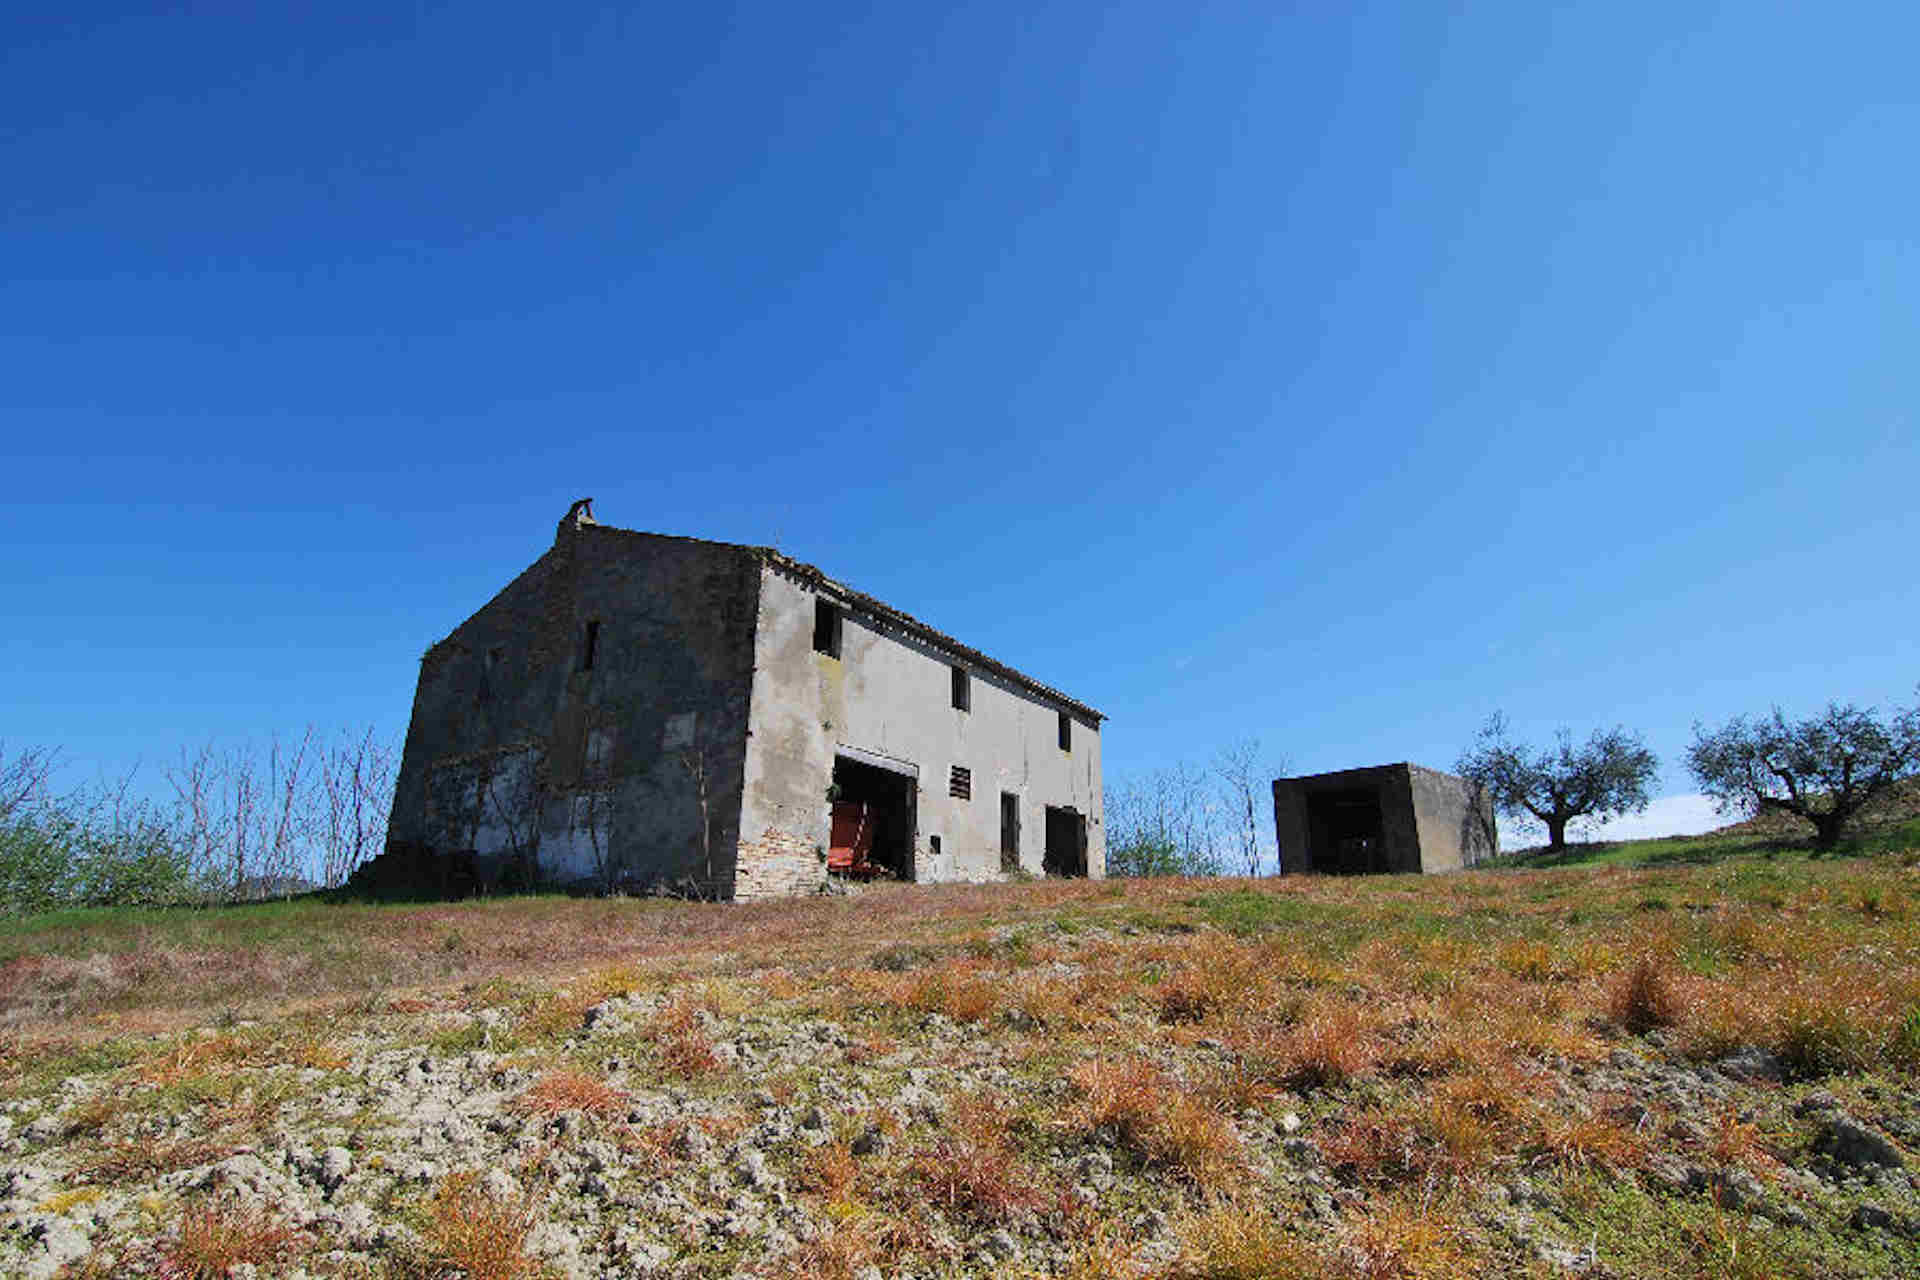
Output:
[5, 3, 1916, 827]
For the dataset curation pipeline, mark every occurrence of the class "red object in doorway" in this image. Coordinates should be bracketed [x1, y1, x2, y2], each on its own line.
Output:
[828, 801, 880, 877]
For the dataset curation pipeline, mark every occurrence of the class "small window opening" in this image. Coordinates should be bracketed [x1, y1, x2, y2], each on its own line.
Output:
[930, 835, 942, 856]
[1057, 711, 1071, 752]
[951, 665, 970, 712]
[813, 599, 842, 658]
[581, 620, 600, 672]
[949, 765, 971, 800]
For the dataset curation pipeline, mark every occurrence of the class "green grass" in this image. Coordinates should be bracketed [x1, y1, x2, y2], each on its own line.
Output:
[1177, 889, 1340, 936]
[1485, 814, 1920, 871]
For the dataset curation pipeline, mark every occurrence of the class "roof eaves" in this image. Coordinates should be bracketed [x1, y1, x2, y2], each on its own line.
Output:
[759, 550, 1106, 723]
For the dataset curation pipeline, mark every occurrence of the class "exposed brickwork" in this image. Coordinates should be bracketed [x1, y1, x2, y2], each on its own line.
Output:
[733, 827, 827, 901]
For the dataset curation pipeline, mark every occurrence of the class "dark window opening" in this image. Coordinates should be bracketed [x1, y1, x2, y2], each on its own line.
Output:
[1057, 712, 1072, 752]
[929, 835, 941, 856]
[1305, 788, 1389, 875]
[581, 620, 600, 672]
[813, 599, 842, 658]
[828, 754, 917, 881]
[1000, 792, 1020, 873]
[1043, 805, 1088, 877]
[477, 646, 501, 705]
[949, 765, 971, 800]
[951, 665, 970, 712]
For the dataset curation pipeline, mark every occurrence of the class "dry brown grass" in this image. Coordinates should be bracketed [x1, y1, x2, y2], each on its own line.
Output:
[800, 1139, 860, 1202]
[1170, 1201, 1328, 1278]
[77, 1136, 239, 1185]
[904, 1096, 1042, 1222]
[407, 1169, 549, 1280]
[1321, 1112, 1424, 1186]
[1070, 1057, 1241, 1187]
[156, 1199, 304, 1279]
[1270, 1002, 1378, 1091]
[907, 1133, 1042, 1222]
[651, 998, 723, 1078]
[511, 1068, 627, 1118]
[1343, 1198, 1482, 1280]
[56, 1094, 120, 1140]
[137, 1033, 261, 1085]
[1608, 954, 1683, 1035]
[1705, 1106, 1779, 1177]
[1528, 1104, 1645, 1174]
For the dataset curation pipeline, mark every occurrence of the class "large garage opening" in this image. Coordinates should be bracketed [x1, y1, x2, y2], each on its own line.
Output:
[1043, 805, 1087, 877]
[1305, 787, 1386, 874]
[830, 754, 917, 881]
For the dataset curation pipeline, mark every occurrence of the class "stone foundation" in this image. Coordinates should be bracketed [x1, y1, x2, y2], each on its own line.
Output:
[733, 827, 828, 901]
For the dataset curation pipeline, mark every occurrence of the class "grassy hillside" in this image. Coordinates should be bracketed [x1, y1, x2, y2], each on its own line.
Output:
[1493, 781, 1920, 871]
[2, 847, 1919, 1276]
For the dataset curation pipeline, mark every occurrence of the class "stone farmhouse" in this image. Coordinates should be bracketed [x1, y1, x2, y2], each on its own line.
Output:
[384, 501, 1105, 900]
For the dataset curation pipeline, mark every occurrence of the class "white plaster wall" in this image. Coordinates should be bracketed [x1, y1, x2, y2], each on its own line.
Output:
[741, 565, 1104, 883]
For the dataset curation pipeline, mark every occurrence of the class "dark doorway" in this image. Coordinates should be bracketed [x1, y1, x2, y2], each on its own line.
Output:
[831, 755, 917, 880]
[1305, 788, 1386, 874]
[1000, 792, 1020, 873]
[1043, 805, 1087, 877]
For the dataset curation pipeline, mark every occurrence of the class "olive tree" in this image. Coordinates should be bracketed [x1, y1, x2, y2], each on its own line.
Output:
[1686, 696, 1920, 851]
[1456, 714, 1658, 851]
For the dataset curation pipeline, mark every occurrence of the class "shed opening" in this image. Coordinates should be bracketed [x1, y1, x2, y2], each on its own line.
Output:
[1305, 787, 1387, 874]
[830, 753, 916, 881]
[1043, 805, 1087, 877]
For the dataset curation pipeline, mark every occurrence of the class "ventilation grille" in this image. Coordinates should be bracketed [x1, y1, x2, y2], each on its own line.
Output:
[949, 766, 972, 800]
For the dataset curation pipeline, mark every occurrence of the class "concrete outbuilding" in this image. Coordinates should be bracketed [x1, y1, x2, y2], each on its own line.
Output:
[381, 501, 1105, 900]
[1271, 763, 1493, 875]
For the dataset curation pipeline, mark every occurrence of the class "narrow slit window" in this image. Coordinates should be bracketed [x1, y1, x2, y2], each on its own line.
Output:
[951, 665, 970, 712]
[1057, 711, 1071, 752]
[812, 599, 841, 658]
[949, 765, 971, 800]
[581, 620, 600, 672]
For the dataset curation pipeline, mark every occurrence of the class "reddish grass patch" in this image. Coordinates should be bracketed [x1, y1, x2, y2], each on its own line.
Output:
[1069, 1058, 1241, 1187]
[411, 1169, 546, 1280]
[156, 1199, 304, 1278]
[1273, 1003, 1377, 1091]
[651, 999, 722, 1078]
[1608, 955, 1683, 1035]
[512, 1069, 627, 1118]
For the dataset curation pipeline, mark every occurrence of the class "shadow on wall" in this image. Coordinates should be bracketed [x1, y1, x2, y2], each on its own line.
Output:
[1460, 782, 1497, 867]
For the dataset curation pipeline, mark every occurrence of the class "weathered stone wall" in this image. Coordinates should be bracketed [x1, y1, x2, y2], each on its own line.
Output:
[1407, 763, 1496, 871]
[737, 560, 1104, 898]
[386, 524, 760, 895]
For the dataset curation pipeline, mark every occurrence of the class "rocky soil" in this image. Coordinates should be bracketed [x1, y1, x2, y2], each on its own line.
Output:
[3, 864, 1919, 1276]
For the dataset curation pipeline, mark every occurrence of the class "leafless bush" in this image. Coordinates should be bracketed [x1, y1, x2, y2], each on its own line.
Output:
[168, 727, 396, 899]
[315, 727, 394, 888]
[1106, 742, 1286, 877]
[1214, 737, 1283, 876]
[0, 743, 57, 824]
